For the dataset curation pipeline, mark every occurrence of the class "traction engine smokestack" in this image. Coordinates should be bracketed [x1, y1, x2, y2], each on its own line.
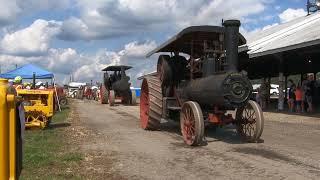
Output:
[223, 20, 241, 72]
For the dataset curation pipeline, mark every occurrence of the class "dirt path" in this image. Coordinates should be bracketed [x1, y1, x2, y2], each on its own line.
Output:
[71, 99, 320, 180]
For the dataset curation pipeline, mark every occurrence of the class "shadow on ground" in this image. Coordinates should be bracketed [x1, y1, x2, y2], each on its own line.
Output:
[159, 120, 263, 146]
[49, 122, 71, 129]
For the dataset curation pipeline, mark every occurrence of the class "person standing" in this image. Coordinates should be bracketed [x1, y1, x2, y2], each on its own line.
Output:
[301, 75, 308, 113]
[288, 80, 296, 112]
[256, 87, 261, 106]
[305, 74, 315, 113]
[294, 85, 303, 113]
[259, 80, 268, 110]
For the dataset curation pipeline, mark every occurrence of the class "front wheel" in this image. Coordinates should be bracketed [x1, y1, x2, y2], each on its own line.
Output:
[100, 85, 108, 104]
[109, 90, 115, 106]
[236, 100, 264, 142]
[131, 90, 137, 105]
[180, 101, 204, 146]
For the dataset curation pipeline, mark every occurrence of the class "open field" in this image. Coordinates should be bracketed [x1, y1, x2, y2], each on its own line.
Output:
[20, 107, 84, 180]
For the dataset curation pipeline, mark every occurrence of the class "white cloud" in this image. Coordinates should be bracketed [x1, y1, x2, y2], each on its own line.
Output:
[278, 8, 307, 23]
[73, 41, 158, 86]
[0, 1, 21, 25]
[261, 23, 279, 30]
[0, 19, 61, 56]
[0, 0, 71, 26]
[0, 40, 157, 86]
[119, 41, 157, 57]
[0, 47, 81, 82]
[46, 48, 80, 74]
[59, 0, 268, 41]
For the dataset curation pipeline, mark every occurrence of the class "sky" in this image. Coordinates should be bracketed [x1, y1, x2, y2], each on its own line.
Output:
[0, 0, 312, 86]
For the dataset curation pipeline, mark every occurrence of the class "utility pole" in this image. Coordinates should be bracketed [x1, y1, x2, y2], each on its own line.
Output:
[307, 0, 320, 15]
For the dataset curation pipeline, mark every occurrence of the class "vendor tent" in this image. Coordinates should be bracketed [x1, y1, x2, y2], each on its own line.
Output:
[0, 64, 54, 79]
[0, 63, 61, 111]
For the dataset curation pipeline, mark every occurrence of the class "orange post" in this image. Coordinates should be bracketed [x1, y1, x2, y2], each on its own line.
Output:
[8, 94, 16, 180]
[0, 79, 10, 178]
[0, 78, 18, 180]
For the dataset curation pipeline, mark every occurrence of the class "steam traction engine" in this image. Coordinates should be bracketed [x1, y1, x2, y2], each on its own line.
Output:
[100, 65, 136, 106]
[140, 20, 264, 146]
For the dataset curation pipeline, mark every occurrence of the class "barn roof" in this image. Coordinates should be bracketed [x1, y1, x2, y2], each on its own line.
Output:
[240, 12, 320, 58]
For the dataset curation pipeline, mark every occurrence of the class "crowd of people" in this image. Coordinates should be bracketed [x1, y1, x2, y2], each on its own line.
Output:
[287, 74, 315, 113]
[255, 74, 317, 113]
[9, 76, 51, 90]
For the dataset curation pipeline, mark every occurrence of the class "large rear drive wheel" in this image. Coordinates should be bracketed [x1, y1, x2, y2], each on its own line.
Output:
[236, 100, 264, 142]
[100, 85, 108, 104]
[157, 55, 173, 97]
[140, 76, 163, 130]
[109, 90, 115, 106]
[180, 101, 204, 146]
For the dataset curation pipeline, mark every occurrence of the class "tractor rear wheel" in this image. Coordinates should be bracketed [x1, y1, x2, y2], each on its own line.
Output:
[100, 85, 108, 104]
[109, 90, 115, 106]
[157, 55, 173, 97]
[236, 100, 264, 142]
[180, 101, 204, 146]
[140, 76, 162, 130]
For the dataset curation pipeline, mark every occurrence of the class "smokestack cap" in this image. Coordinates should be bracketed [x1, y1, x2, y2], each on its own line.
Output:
[223, 20, 241, 27]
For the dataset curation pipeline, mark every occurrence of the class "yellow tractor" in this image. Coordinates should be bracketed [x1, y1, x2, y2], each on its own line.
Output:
[17, 89, 55, 129]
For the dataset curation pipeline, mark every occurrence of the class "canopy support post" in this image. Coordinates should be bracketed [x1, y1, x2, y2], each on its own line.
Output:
[274, 54, 284, 111]
[53, 77, 61, 112]
[284, 76, 288, 101]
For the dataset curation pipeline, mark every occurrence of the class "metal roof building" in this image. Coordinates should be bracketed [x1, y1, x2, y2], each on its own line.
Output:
[239, 12, 320, 79]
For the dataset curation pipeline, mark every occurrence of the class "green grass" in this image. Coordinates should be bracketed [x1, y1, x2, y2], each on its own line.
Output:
[20, 106, 83, 180]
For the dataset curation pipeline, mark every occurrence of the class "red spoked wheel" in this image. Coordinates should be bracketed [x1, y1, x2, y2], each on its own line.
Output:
[236, 100, 264, 142]
[180, 101, 204, 146]
[140, 76, 162, 130]
[109, 90, 115, 106]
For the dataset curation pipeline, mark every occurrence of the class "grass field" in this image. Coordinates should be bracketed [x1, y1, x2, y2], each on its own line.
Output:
[20, 106, 83, 180]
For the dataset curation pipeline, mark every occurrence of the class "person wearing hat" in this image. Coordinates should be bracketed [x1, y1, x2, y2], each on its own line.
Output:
[23, 82, 31, 89]
[13, 76, 23, 90]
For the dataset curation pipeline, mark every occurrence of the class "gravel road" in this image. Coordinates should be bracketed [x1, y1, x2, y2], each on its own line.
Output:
[72, 99, 320, 180]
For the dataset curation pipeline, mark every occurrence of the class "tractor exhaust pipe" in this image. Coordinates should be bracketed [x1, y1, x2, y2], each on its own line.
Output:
[223, 20, 241, 72]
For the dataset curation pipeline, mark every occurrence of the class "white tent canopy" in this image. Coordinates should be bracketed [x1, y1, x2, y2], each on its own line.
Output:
[68, 82, 87, 88]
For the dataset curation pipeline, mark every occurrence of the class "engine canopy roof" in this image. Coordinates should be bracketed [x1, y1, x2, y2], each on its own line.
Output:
[102, 65, 132, 71]
[146, 25, 246, 58]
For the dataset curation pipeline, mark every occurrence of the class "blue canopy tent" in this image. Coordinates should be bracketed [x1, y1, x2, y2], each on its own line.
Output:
[0, 64, 54, 79]
[0, 64, 61, 111]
